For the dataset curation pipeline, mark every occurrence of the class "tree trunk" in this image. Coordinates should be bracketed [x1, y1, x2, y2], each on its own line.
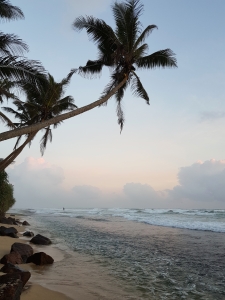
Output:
[0, 132, 37, 171]
[0, 78, 127, 142]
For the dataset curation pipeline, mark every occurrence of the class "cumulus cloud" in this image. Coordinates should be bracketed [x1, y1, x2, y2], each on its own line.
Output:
[7, 157, 225, 209]
[169, 159, 225, 204]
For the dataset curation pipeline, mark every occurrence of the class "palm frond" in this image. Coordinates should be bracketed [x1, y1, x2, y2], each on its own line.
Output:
[0, 56, 45, 84]
[136, 49, 177, 69]
[0, 32, 28, 56]
[131, 71, 149, 104]
[133, 25, 158, 49]
[0, 110, 15, 128]
[0, 0, 24, 21]
[73, 16, 117, 49]
[13, 134, 23, 149]
[78, 59, 103, 78]
[116, 100, 125, 133]
[40, 126, 52, 156]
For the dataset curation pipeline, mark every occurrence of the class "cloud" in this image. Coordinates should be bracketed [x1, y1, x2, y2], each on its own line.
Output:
[7, 157, 225, 209]
[200, 111, 225, 122]
[8, 157, 65, 208]
[123, 183, 163, 208]
[169, 159, 225, 204]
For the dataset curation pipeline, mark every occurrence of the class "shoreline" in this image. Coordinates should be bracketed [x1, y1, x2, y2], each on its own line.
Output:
[0, 214, 72, 300]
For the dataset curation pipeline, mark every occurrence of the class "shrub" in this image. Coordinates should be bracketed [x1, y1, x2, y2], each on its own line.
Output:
[0, 169, 16, 216]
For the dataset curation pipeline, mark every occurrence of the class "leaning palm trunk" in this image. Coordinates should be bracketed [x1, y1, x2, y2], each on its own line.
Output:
[0, 78, 127, 142]
[0, 131, 37, 171]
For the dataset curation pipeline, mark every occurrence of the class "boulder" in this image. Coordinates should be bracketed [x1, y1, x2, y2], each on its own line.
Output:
[0, 252, 23, 265]
[22, 221, 30, 226]
[0, 217, 13, 225]
[10, 243, 34, 263]
[0, 273, 23, 300]
[0, 226, 18, 236]
[7, 233, 18, 239]
[26, 252, 54, 265]
[30, 234, 52, 245]
[0, 263, 31, 287]
[0, 227, 18, 238]
[23, 231, 34, 237]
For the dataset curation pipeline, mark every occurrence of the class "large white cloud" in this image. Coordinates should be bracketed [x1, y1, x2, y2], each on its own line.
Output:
[169, 159, 225, 204]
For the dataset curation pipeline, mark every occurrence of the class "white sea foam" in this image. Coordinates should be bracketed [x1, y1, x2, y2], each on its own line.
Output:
[12, 207, 225, 233]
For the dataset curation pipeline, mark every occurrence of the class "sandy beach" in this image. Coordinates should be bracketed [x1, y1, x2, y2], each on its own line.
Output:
[0, 216, 72, 300]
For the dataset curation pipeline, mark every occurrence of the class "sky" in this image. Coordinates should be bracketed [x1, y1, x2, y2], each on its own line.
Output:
[1, 0, 225, 209]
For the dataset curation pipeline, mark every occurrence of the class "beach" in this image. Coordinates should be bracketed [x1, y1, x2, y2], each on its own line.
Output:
[0, 216, 72, 300]
[1, 209, 225, 299]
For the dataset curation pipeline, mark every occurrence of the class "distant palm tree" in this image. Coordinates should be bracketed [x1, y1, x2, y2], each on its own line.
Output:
[0, 72, 77, 171]
[0, 0, 177, 141]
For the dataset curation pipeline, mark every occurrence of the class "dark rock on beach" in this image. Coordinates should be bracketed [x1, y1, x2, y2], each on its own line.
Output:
[0, 273, 23, 300]
[22, 221, 30, 226]
[10, 243, 34, 263]
[30, 234, 52, 245]
[23, 231, 34, 237]
[0, 252, 23, 265]
[0, 217, 13, 225]
[6, 233, 18, 238]
[0, 226, 18, 237]
[0, 263, 31, 287]
[26, 252, 54, 265]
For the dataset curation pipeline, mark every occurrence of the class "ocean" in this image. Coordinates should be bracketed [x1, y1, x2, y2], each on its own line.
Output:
[15, 208, 225, 299]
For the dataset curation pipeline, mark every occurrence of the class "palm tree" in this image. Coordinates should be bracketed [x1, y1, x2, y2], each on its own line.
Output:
[0, 72, 77, 171]
[0, 0, 177, 142]
[0, 0, 45, 89]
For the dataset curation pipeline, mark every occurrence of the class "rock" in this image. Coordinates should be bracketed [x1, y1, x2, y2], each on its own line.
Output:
[30, 234, 52, 245]
[0, 227, 18, 238]
[22, 221, 30, 226]
[23, 231, 34, 237]
[0, 263, 31, 287]
[0, 273, 23, 300]
[0, 252, 23, 265]
[7, 233, 18, 238]
[0, 217, 13, 225]
[26, 252, 54, 265]
[10, 243, 34, 263]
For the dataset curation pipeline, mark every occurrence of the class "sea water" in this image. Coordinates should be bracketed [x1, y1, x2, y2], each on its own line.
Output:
[17, 208, 225, 299]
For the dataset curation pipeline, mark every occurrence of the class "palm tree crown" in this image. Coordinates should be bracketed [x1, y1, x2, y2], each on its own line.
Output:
[2, 71, 77, 156]
[74, 0, 177, 131]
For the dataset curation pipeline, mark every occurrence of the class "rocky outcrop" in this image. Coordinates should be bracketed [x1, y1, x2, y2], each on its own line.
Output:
[30, 234, 52, 245]
[0, 273, 23, 300]
[26, 252, 54, 265]
[23, 231, 34, 237]
[0, 263, 31, 287]
[0, 252, 23, 265]
[10, 243, 34, 263]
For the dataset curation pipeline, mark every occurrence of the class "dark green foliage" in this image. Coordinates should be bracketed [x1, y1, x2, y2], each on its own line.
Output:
[0, 167, 15, 216]
[73, 0, 177, 131]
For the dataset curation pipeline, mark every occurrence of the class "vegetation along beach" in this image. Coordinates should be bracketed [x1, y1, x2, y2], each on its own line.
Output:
[0, 0, 225, 299]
